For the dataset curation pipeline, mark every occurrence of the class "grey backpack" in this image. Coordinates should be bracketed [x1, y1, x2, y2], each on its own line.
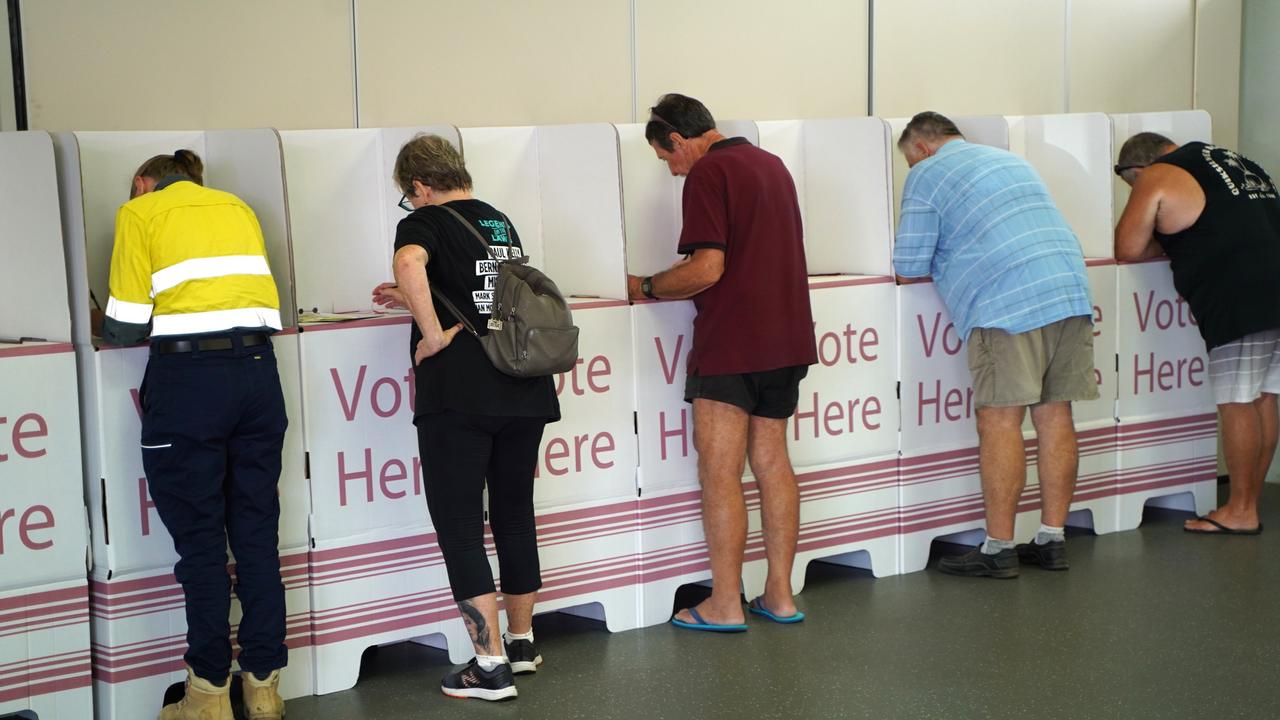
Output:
[431, 205, 579, 378]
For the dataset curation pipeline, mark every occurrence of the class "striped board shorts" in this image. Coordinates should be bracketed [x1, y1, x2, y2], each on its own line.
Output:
[1208, 328, 1280, 405]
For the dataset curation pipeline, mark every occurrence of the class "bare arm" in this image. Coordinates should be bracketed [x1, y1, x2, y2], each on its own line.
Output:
[1114, 173, 1166, 261]
[392, 245, 462, 363]
[1114, 163, 1208, 261]
[628, 248, 725, 301]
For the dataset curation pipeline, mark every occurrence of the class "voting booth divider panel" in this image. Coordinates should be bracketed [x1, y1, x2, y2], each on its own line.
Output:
[1114, 260, 1218, 529]
[289, 125, 646, 691]
[0, 132, 91, 719]
[52, 130, 314, 716]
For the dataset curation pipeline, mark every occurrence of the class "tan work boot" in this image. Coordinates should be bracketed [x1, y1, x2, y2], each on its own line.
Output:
[242, 669, 286, 720]
[158, 666, 232, 720]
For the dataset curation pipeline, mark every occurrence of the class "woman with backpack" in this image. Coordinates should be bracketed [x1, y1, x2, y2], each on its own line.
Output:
[372, 133, 560, 701]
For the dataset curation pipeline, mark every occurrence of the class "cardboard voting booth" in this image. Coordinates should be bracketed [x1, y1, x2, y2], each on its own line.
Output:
[895, 279, 986, 572]
[459, 124, 641, 632]
[621, 121, 760, 625]
[748, 118, 901, 594]
[0, 131, 92, 720]
[1006, 114, 1121, 535]
[286, 123, 643, 693]
[625, 117, 904, 616]
[1114, 260, 1217, 528]
[1109, 111, 1219, 527]
[52, 129, 313, 717]
[893, 117, 1009, 572]
[894, 114, 1136, 567]
[1007, 113, 1115, 259]
[282, 126, 470, 692]
[756, 117, 895, 276]
[296, 314, 469, 693]
[626, 296, 706, 627]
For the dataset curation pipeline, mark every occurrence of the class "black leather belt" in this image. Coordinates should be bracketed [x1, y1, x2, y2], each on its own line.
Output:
[153, 333, 270, 354]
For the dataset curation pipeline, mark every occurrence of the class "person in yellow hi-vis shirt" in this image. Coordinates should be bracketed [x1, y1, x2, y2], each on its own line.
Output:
[102, 150, 288, 720]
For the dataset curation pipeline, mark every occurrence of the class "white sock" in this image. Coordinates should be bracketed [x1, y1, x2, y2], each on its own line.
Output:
[981, 537, 1015, 555]
[475, 654, 506, 671]
[1035, 524, 1066, 545]
[503, 629, 533, 644]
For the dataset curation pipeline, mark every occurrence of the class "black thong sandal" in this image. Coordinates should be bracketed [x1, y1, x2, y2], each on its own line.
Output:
[1184, 516, 1263, 535]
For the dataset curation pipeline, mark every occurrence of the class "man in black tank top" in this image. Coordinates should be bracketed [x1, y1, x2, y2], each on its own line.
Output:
[1115, 132, 1280, 536]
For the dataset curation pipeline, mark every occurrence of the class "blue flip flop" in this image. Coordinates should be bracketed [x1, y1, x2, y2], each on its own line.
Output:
[748, 596, 805, 624]
[670, 607, 748, 633]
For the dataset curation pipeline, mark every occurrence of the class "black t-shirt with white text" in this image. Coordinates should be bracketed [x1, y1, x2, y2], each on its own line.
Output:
[394, 199, 560, 422]
[1154, 143, 1280, 349]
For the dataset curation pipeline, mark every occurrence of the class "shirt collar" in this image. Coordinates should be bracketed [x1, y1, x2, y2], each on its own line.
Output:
[709, 137, 751, 152]
[934, 139, 967, 157]
[154, 174, 191, 191]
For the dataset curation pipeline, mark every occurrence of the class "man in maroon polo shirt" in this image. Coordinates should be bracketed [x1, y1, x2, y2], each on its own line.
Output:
[628, 93, 817, 631]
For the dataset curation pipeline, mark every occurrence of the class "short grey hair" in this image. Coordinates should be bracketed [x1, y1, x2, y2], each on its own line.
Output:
[1117, 132, 1177, 169]
[898, 111, 964, 148]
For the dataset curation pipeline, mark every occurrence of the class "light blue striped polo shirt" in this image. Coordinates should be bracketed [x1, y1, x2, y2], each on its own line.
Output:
[893, 139, 1092, 340]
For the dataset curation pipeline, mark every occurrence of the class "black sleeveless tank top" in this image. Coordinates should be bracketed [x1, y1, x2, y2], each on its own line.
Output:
[1153, 142, 1280, 349]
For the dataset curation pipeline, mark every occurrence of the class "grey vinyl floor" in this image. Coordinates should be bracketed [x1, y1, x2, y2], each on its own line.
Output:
[279, 484, 1280, 720]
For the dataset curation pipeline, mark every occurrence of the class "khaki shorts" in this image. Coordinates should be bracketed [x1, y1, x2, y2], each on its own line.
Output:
[967, 315, 1099, 409]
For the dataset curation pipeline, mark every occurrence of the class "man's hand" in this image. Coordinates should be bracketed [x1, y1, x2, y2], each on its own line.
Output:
[372, 282, 407, 309]
[1115, 163, 1202, 261]
[896, 274, 931, 285]
[627, 274, 646, 302]
[90, 308, 105, 337]
[414, 324, 464, 364]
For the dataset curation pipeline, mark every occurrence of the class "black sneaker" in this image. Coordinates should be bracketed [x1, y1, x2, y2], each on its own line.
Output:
[440, 659, 517, 701]
[505, 637, 543, 675]
[1015, 539, 1069, 570]
[937, 546, 1019, 578]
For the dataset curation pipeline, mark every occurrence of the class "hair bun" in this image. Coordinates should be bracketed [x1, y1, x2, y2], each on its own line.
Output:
[171, 149, 204, 181]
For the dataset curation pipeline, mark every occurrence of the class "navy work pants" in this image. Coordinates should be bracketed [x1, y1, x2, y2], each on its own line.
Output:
[140, 337, 289, 684]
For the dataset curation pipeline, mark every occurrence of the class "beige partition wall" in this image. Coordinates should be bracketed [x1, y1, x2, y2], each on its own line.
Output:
[1195, 0, 1243, 148]
[21, 0, 355, 130]
[357, 0, 632, 127]
[873, 0, 1066, 118]
[1069, 0, 1195, 114]
[0, 3, 13, 131]
[635, 0, 869, 122]
[1242, 0, 1280, 171]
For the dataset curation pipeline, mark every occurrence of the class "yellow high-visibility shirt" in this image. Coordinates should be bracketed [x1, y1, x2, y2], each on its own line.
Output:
[105, 180, 282, 338]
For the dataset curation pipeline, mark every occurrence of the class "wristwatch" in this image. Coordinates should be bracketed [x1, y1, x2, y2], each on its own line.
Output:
[640, 276, 658, 300]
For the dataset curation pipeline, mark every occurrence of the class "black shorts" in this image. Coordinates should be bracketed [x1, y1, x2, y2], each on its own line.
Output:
[684, 365, 810, 419]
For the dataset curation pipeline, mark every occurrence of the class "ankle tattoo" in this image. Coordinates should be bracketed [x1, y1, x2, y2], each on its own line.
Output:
[459, 600, 491, 649]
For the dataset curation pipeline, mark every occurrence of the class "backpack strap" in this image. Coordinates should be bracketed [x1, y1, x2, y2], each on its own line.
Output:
[427, 285, 481, 339]
[427, 204, 497, 339]
[499, 213, 528, 261]
[438, 204, 496, 259]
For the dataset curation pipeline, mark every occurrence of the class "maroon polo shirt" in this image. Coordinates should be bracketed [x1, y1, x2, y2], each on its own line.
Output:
[677, 137, 817, 376]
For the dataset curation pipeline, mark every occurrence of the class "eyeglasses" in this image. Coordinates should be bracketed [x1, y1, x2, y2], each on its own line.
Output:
[1114, 164, 1147, 177]
[398, 193, 414, 212]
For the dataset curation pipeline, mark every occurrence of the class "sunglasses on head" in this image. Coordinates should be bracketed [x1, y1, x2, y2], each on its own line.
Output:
[1114, 164, 1147, 177]
[649, 108, 676, 128]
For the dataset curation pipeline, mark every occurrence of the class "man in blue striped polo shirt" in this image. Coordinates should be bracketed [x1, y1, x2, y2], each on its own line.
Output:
[894, 111, 1097, 578]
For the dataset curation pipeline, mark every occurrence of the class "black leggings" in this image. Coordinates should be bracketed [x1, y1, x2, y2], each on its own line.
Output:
[417, 411, 547, 601]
